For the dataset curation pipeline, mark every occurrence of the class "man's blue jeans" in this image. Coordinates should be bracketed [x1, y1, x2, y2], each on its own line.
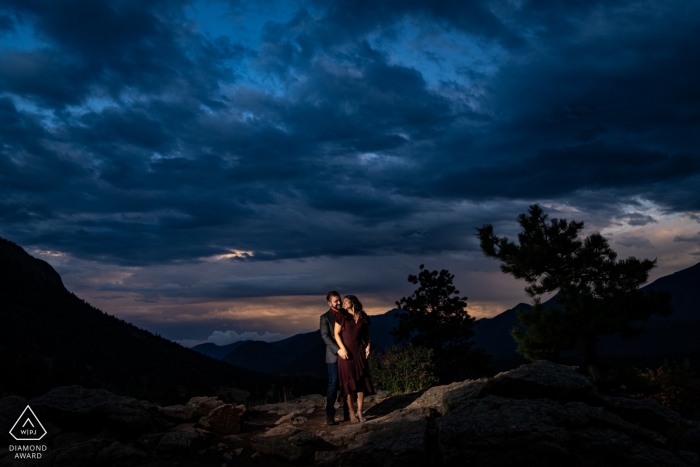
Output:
[326, 362, 339, 419]
[326, 362, 349, 419]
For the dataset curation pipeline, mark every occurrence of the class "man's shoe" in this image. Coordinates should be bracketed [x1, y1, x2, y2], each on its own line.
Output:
[326, 417, 338, 426]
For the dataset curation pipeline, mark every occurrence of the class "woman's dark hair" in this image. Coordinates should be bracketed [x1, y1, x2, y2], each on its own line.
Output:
[344, 295, 368, 321]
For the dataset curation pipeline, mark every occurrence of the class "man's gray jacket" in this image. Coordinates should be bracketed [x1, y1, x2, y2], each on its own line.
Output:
[320, 310, 340, 363]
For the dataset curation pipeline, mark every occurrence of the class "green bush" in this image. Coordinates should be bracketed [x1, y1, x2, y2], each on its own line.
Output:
[604, 360, 700, 420]
[370, 345, 438, 395]
[639, 360, 700, 420]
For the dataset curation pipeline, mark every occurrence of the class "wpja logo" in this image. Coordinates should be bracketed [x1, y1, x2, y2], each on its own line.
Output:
[7, 406, 48, 460]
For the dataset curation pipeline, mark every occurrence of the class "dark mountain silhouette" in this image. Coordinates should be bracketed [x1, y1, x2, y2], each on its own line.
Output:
[471, 262, 700, 368]
[194, 312, 405, 377]
[190, 341, 251, 360]
[0, 237, 323, 405]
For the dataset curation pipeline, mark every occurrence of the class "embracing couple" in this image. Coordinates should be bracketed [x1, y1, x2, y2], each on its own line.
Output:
[319, 291, 375, 425]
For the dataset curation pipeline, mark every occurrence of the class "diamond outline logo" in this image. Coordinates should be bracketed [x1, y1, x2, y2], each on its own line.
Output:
[9, 406, 47, 441]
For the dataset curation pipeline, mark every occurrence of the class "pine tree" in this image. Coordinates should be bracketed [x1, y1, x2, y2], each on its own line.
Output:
[392, 265, 489, 382]
[476, 204, 673, 379]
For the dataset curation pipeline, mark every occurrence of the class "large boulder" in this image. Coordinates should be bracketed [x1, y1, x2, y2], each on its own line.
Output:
[481, 360, 601, 404]
[437, 395, 572, 467]
[251, 424, 332, 462]
[197, 404, 245, 435]
[155, 426, 202, 457]
[407, 379, 486, 415]
[183, 396, 224, 421]
[156, 405, 188, 421]
[28, 386, 171, 435]
[436, 395, 689, 467]
[95, 441, 147, 466]
[315, 407, 433, 467]
[274, 411, 308, 426]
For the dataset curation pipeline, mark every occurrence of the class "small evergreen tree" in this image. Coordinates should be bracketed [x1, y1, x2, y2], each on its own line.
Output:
[476, 204, 673, 378]
[392, 265, 489, 382]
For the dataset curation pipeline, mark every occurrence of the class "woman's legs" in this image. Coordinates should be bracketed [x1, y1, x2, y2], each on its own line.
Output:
[346, 393, 358, 423]
[356, 392, 366, 422]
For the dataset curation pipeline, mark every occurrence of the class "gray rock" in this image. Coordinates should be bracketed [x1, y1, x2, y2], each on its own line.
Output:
[436, 395, 689, 467]
[316, 407, 433, 467]
[156, 405, 188, 421]
[562, 401, 667, 448]
[197, 404, 245, 435]
[602, 395, 687, 432]
[28, 386, 171, 435]
[95, 441, 147, 466]
[248, 394, 325, 415]
[155, 431, 201, 456]
[437, 395, 572, 467]
[408, 379, 486, 415]
[570, 427, 686, 467]
[183, 396, 224, 421]
[135, 432, 163, 450]
[251, 424, 332, 462]
[481, 360, 600, 404]
[274, 411, 308, 426]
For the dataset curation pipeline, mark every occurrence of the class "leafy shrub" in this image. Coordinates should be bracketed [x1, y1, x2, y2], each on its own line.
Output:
[604, 360, 700, 420]
[638, 360, 700, 419]
[370, 345, 438, 395]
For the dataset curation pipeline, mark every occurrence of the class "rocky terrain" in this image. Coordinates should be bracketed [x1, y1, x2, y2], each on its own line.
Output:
[1, 361, 699, 466]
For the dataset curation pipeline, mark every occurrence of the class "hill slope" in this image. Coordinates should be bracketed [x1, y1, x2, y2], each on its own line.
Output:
[0, 238, 323, 404]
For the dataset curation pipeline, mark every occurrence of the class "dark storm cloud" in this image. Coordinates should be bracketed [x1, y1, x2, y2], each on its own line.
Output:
[433, 145, 700, 202]
[0, 0, 246, 108]
[0, 0, 699, 272]
[616, 236, 656, 250]
[619, 213, 658, 227]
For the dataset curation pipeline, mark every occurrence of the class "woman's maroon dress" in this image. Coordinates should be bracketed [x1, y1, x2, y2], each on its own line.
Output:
[336, 313, 375, 399]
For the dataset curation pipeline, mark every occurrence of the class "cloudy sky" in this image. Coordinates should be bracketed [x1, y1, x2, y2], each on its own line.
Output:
[1, 0, 699, 347]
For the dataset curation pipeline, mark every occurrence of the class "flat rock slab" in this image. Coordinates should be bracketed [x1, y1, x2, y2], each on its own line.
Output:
[316, 407, 433, 467]
[481, 360, 601, 404]
[408, 379, 486, 416]
[436, 395, 689, 467]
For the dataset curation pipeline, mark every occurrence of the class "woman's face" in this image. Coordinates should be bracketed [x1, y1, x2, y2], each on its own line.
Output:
[343, 297, 352, 311]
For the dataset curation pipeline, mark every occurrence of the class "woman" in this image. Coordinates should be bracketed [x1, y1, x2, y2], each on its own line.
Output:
[334, 294, 375, 423]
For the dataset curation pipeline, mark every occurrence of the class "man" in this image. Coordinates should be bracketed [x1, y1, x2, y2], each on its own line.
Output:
[320, 290, 349, 425]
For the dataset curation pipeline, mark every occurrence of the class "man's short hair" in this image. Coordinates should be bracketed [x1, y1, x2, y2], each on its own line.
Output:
[326, 291, 340, 302]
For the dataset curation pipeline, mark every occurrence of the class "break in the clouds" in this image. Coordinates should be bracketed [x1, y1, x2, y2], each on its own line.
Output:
[1, 0, 699, 340]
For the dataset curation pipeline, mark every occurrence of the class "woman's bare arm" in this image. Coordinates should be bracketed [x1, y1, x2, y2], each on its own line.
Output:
[334, 322, 348, 359]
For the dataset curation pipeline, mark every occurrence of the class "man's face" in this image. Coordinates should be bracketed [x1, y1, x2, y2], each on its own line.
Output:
[328, 295, 342, 311]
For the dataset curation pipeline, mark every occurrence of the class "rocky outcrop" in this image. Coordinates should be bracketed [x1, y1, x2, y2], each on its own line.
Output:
[182, 396, 224, 421]
[480, 360, 601, 404]
[310, 361, 699, 467]
[28, 386, 172, 435]
[2, 361, 698, 467]
[316, 407, 434, 467]
[407, 379, 486, 415]
[197, 404, 245, 435]
[251, 424, 332, 461]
